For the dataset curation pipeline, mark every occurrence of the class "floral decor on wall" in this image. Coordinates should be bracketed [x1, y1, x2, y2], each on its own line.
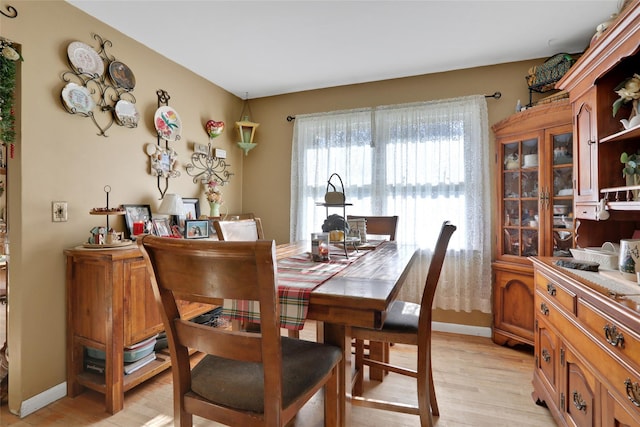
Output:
[0, 37, 22, 148]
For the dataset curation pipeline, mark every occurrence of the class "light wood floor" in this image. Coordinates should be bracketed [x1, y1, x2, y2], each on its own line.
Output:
[0, 322, 556, 426]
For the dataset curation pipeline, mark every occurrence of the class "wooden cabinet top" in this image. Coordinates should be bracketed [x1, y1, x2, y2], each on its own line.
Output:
[492, 99, 571, 136]
[531, 256, 640, 322]
[557, 3, 640, 96]
[64, 245, 142, 261]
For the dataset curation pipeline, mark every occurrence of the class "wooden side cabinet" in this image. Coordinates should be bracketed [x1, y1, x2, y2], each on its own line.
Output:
[65, 246, 212, 414]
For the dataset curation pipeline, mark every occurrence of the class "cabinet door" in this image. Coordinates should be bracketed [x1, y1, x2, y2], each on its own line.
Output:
[603, 389, 640, 427]
[547, 125, 575, 256]
[123, 258, 163, 346]
[492, 269, 534, 345]
[536, 317, 559, 401]
[573, 88, 598, 209]
[499, 132, 542, 262]
[562, 346, 597, 427]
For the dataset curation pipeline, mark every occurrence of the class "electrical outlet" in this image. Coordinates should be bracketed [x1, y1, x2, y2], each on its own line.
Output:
[52, 201, 68, 222]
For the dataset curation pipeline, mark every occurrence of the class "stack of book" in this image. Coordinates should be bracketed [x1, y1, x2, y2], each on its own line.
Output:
[84, 334, 158, 376]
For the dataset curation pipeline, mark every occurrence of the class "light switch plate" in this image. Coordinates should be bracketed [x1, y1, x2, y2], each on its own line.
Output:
[52, 201, 68, 222]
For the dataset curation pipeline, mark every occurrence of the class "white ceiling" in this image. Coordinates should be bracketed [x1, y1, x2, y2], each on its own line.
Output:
[67, 0, 622, 99]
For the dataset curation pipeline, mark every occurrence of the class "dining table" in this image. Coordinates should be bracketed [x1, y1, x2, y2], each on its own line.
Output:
[249, 240, 419, 426]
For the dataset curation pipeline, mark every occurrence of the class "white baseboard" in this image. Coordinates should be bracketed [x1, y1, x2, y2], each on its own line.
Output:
[432, 321, 492, 338]
[19, 382, 66, 418]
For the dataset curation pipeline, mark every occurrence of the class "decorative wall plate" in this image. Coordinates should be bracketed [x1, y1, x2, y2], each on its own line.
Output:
[154, 106, 182, 141]
[61, 82, 95, 114]
[114, 100, 139, 127]
[108, 60, 136, 90]
[67, 41, 104, 76]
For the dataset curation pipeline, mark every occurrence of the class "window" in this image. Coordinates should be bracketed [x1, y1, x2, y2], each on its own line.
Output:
[291, 96, 491, 313]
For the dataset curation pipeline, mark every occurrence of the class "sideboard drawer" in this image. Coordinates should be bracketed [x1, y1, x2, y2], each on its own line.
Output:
[536, 273, 577, 315]
[577, 298, 640, 373]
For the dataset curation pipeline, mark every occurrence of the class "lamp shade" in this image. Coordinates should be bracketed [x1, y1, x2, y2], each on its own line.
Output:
[158, 193, 184, 216]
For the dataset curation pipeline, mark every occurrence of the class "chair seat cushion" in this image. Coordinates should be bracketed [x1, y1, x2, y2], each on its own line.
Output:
[190, 336, 341, 413]
[382, 300, 420, 331]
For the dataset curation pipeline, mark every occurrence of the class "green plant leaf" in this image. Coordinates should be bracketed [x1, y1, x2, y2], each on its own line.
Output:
[621, 152, 630, 163]
[613, 98, 625, 117]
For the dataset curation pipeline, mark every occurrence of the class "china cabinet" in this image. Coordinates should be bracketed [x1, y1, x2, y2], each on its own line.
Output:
[556, 2, 640, 248]
[492, 99, 574, 347]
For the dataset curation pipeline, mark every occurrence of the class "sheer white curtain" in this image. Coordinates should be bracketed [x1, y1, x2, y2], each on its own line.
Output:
[291, 96, 491, 313]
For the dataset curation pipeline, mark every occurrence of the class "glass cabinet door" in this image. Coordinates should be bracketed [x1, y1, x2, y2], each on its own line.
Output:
[550, 131, 574, 256]
[502, 137, 539, 258]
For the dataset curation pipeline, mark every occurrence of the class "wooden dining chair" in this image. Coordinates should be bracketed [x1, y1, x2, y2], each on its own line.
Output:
[225, 212, 256, 220]
[138, 236, 342, 427]
[351, 221, 456, 427]
[347, 215, 399, 241]
[214, 218, 264, 241]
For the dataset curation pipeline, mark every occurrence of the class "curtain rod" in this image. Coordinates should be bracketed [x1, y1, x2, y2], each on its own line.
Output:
[286, 91, 501, 121]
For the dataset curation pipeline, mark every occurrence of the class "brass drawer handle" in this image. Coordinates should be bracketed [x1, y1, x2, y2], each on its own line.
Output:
[625, 379, 640, 407]
[546, 283, 556, 296]
[541, 349, 551, 363]
[604, 324, 625, 348]
[572, 391, 587, 412]
[540, 302, 549, 316]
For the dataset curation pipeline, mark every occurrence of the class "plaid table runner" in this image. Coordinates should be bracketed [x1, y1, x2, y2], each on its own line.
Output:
[222, 244, 373, 330]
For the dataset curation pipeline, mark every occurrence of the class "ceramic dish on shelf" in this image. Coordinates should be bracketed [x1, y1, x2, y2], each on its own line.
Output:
[61, 82, 95, 115]
[108, 60, 136, 90]
[67, 41, 104, 76]
[558, 188, 573, 196]
[154, 106, 182, 141]
[114, 100, 139, 127]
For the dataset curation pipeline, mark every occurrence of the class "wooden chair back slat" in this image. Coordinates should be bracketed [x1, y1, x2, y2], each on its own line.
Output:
[214, 218, 264, 241]
[347, 215, 398, 241]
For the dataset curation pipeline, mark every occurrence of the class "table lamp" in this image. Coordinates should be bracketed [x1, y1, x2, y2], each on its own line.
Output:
[158, 193, 184, 227]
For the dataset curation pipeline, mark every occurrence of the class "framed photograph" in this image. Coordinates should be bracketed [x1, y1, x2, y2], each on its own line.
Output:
[122, 204, 152, 239]
[178, 198, 201, 229]
[185, 220, 209, 239]
[152, 218, 171, 237]
[171, 224, 183, 238]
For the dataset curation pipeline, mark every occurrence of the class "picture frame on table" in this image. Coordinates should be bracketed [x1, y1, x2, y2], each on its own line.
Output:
[185, 220, 209, 239]
[152, 218, 171, 237]
[122, 204, 152, 239]
[171, 225, 183, 238]
[178, 198, 200, 228]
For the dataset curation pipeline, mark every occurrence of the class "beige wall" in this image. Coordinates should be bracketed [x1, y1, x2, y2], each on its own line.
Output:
[3, 0, 553, 414]
[3, 1, 244, 413]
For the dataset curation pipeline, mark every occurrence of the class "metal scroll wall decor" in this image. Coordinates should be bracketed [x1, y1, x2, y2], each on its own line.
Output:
[1, 4, 17, 18]
[60, 33, 139, 137]
[185, 121, 233, 185]
[147, 89, 181, 198]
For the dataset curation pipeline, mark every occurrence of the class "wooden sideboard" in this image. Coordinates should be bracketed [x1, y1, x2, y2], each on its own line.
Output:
[531, 257, 640, 426]
[65, 246, 212, 414]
